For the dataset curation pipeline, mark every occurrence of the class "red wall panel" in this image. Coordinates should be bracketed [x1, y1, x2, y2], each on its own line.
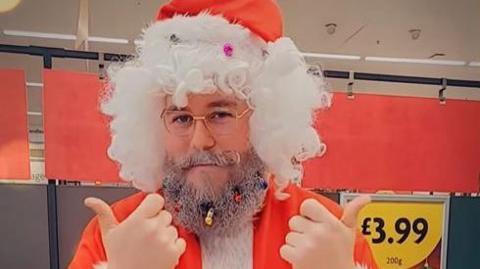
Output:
[43, 69, 119, 182]
[303, 92, 480, 192]
[0, 68, 30, 179]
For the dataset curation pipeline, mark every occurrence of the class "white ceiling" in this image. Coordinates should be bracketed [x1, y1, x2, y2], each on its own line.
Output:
[1, 0, 479, 131]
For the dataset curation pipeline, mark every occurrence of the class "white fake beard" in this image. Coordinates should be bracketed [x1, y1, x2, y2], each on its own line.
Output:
[162, 148, 268, 237]
[200, 221, 253, 269]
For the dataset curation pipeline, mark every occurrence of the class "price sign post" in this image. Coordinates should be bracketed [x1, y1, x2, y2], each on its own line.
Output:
[341, 194, 450, 269]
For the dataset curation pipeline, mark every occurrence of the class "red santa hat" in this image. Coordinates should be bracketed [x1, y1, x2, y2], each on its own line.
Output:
[101, 0, 331, 197]
[156, 0, 283, 42]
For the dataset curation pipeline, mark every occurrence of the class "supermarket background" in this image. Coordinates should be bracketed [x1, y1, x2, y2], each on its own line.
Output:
[1, 0, 479, 268]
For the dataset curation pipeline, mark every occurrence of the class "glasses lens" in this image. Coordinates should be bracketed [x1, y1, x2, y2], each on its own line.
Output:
[163, 111, 194, 136]
[205, 110, 237, 136]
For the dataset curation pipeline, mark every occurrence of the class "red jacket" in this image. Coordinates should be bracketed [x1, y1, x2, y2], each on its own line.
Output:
[69, 183, 378, 269]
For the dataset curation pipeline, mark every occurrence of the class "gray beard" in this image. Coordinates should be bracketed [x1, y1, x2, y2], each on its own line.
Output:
[161, 148, 267, 237]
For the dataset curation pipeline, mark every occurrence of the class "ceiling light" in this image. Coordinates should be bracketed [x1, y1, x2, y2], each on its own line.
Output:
[133, 39, 145, 46]
[3, 30, 129, 44]
[26, 82, 43, 87]
[365, 56, 466, 66]
[88, 36, 128, 44]
[302, 52, 361, 60]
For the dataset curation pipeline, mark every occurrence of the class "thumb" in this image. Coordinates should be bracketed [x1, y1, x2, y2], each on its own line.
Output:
[85, 197, 118, 235]
[341, 195, 371, 229]
[175, 238, 187, 254]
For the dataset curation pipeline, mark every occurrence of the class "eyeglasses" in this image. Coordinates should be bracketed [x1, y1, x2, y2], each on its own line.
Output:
[161, 107, 251, 137]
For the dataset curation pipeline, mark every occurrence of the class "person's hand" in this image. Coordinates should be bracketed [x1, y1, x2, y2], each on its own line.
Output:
[280, 196, 371, 269]
[85, 193, 186, 269]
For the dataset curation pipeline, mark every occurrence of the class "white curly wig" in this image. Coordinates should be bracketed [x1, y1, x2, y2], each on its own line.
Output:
[101, 12, 331, 196]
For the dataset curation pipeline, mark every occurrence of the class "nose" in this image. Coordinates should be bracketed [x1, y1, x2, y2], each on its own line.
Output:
[190, 120, 216, 151]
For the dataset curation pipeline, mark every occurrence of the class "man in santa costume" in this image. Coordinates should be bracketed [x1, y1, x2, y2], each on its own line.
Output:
[69, 0, 378, 268]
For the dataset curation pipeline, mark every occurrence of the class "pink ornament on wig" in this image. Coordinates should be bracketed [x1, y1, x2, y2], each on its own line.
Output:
[223, 43, 234, 57]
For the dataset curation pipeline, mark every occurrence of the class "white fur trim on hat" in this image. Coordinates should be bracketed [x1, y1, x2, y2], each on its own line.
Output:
[102, 12, 331, 194]
[93, 262, 108, 269]
[354, 264, 370, 269]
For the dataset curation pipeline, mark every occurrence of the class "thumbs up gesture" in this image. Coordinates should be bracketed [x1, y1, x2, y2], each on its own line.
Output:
[85, 193, 186, 269]
[280, 196, 371, 269]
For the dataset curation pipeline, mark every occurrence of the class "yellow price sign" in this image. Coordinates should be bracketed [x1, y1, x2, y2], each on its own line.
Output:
[353, 197, 447, 269]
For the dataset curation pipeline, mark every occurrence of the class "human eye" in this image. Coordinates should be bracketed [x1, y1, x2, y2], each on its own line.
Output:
[169, 113, 193, 125]
[208, 110, 235, 122]
[211, 111, 234, 119]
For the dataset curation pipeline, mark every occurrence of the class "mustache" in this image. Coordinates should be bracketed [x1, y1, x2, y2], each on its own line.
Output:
[176, 150, 241, 169]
